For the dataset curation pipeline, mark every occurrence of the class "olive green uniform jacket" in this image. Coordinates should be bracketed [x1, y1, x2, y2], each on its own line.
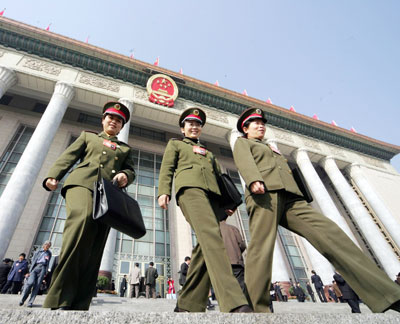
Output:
[158, 138, 221, 199]
[43, 131, 135, 195]
[233, 137, 302, 198]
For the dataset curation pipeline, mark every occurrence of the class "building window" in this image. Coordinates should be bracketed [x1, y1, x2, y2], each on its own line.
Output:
[278, 227, 308, 286]
[114, 149, 170, 297]
[227, 169, 250, 240]
[0, 125, 34, 196]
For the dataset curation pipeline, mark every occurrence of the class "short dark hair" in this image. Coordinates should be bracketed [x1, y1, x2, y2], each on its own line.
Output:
[149, 262, 154, 266]
[184, 256, 191, 262]
[19, 253, 26, 259]
[311, 270, 316, 274]
[135, 263, 139, 267]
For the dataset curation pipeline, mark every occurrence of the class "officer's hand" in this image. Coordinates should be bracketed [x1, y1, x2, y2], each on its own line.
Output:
[46, 178, 59, 191]
[158, 194, 170, 210]
[250, 181, 265, 194]
[225, 209, 236, 216]
[113, 173, 128, 188]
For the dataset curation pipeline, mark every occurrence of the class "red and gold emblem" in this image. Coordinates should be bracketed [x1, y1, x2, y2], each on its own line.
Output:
[147, 74, 179, 108]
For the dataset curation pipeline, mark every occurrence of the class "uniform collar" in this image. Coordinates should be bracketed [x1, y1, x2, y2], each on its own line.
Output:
[99, 131, 119, 142]
[183, 137, 204, 147]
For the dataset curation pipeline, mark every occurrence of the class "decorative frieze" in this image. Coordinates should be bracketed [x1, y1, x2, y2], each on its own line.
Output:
[329, 146, 346, 158]
[23, 58, 61, 76]
[79, 73, 120, 92]
[303, 138, 321, 151]
[202, 107, 228, 124]
[134, 89, 148, 101]
[274, 130, 294, 143]
[363, 156, 384, 169]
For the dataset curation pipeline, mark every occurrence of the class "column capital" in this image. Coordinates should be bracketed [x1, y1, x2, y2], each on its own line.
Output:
[54, 81, 75, 101]
[0, 66, 17, 89]
[319, 155, 335, 168]
[226, 128, 242, 143]
[291, 147, 308, 160]
[344, 162, 361, 175]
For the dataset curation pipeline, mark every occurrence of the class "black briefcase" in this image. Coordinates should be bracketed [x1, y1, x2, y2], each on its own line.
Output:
[291, 167, 313, 203]
[218, 173, 243, 210]
[93, 178, 146, 239]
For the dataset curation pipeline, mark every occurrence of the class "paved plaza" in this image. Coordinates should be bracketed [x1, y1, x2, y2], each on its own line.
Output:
[0, 294, 399, 324]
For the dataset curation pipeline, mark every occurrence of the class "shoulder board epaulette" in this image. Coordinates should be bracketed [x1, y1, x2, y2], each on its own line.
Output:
[84, 130, 98, 135]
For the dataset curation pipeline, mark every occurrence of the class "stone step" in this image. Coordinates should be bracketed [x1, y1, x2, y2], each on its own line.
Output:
[0, 295, 398, 324]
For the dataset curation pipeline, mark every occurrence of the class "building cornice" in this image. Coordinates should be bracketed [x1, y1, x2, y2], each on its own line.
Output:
[0, 17, 399, 160]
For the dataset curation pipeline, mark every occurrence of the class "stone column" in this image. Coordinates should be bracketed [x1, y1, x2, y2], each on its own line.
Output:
[292, 148, 359, 244]
[346, 163, 400, 249]
[0, 81, 74, 260]
[291, 148, 360, 280]
[320, 157, 400, 277]
[0, 66, 17, 98]
[271, 240, 290, 282]
[99, 98, 134, 281]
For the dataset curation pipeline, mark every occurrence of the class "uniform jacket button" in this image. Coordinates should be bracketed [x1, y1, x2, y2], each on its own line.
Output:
[112, 170, 116, 173]
[103, 151, 106, 155]
[100, 164, 104, 168]
[115, 157, 119, 160]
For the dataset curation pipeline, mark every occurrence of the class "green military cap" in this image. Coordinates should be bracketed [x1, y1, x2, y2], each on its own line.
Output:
[102, 101, 130, 124]
[237, 107, 268, 133]
[179, 107, 206, 127]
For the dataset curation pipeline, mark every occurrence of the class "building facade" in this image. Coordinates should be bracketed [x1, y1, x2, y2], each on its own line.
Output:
[0, 17, 399, 298]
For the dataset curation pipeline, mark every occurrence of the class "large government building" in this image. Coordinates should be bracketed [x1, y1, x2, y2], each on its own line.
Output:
[0, 17, 399, 298]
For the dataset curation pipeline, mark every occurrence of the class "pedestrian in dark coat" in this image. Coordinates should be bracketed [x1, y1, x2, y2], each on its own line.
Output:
[219, 217, 246, 293]
[395, 273, 400, 286]
[19, 241, 52, 307]
[42, 102, 135, 311]
[328, 287, 338, 303]
[179, 257, 191, 287]
[0, 258, 12, 291]
[334, 271, 361, 313]
[120, 275, 127, 297]
[1, 253, 28, 294]
[306, 282, 316, 302]
[311, 270, 327, 302]
[294, 283, 306, 302]
[145, 262, 158, 299]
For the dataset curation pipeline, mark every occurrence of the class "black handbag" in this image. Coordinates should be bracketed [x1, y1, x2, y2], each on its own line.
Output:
[93, 178, 146, 239]
[218, 173, 243, 210]
[291, 167, 313, 203]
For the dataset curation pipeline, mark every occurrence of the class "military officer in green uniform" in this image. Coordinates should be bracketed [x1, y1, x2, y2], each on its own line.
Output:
[158, 108, 251, 313]
[233, 107, 400, 313]
[42, 102, 135, 310]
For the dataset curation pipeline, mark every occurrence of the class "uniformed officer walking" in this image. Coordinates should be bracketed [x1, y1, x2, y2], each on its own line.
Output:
[232, 107, 400, 313]
[42, 102, 135, 310]
[158, 108, 251, 313]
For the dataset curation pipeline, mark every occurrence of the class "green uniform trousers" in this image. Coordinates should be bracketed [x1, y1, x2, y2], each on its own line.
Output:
[43, 186, 110, 310]
[245, 190, 400, 313]
[177, 188, 248, 312]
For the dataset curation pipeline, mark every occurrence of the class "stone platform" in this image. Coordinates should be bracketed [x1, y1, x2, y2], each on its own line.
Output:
[0, 294, 399, 324]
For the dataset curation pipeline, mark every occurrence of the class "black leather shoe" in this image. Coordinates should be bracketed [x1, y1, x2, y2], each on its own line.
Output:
[174, 305, 189, 312]
[27, 303, 33, 308]
[230, 304, 253, 313]
[60, 306, 71, 310]
[19, 301, 23, 306]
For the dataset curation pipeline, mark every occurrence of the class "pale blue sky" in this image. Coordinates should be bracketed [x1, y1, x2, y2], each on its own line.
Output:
[1, 0, 399, 170]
